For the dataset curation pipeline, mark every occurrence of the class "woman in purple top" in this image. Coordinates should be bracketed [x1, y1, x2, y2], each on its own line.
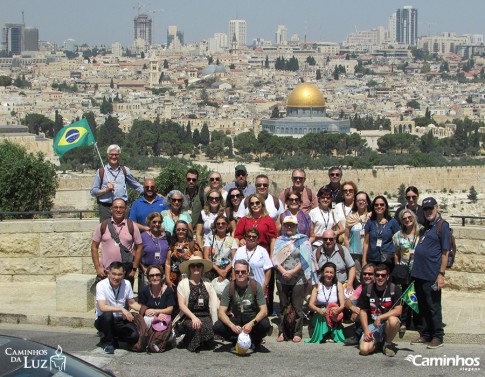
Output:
[139, 212, 170, 287]
[277, 190, 313, 237]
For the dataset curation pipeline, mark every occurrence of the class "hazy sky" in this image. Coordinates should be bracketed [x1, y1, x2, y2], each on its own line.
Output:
[1, 0, 484, 46]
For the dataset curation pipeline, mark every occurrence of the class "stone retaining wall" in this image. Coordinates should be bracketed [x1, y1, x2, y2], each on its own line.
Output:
[0, 219, 483, 291]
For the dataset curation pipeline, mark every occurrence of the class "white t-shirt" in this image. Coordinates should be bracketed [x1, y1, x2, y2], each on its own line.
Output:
[232, 245, 273, 286]
[236, 194, 284, 221]
[309, 207, 338, 246]
[95, 278, 134, 319]
[334, 202, 353, 228]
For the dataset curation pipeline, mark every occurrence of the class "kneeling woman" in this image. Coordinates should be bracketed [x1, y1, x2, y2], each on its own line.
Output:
[134, 265, 175, 352]
[305, 262, 345, 343]
[177, 256, 219, 352]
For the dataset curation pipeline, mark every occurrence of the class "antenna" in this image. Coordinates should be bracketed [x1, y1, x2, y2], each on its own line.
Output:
[22, 10, 25, 24]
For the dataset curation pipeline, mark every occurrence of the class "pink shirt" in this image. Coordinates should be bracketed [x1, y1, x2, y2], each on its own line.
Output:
[92, 218, 142, 269]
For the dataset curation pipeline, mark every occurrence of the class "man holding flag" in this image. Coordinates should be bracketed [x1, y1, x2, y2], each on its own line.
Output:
[90, 144, 144, 221]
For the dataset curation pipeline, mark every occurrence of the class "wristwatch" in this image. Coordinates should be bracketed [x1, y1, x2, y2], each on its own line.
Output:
[253, 319, 258, 325]
[438, 271, 445, 277]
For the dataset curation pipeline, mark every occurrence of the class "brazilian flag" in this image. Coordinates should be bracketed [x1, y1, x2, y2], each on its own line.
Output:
[401, 282, 419, 314]
[53, 118, 95, 158]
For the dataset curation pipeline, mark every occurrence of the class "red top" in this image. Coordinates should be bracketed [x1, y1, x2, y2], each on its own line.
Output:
[234, 215, 278, 252]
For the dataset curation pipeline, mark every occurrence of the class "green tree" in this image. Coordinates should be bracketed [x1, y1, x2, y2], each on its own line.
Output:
[264, 55, 269, 69]
[154, 162, 210, 195]
[0, 141, 58, 216]
[24, 113, 55, 137]
[270, 106, 280, 119]
[306, 56, 316, 66]
[397, 184, 406, 205]
[97, 116, 124, 149]
[421, 61, 431, 74]
[193, 128, 201, 146]
[468, 186, 478, 203]
[200, 124, 210, 146]
[110, 78, 114, 89]
[233, 131, 257, 156]
[54, 110, 63, 135]
[0, 75, 12, 87]
[100, 97, 113, 114]
[316, 69, 322, 80]
[407, 99, 421, 109]
[163, 59, 169, 68]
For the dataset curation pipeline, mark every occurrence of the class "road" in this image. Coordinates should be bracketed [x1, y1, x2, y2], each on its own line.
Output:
[0, 324, 483, 377]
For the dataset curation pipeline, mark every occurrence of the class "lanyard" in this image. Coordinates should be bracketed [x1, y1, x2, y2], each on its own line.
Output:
[319, 209, 330, 229]
[321, 283, 333, 305]
[110, 282, 122, 301]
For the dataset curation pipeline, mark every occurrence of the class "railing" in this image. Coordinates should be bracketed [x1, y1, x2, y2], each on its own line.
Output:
[0, 210, 97, 221]
[450, 215, 485, 227]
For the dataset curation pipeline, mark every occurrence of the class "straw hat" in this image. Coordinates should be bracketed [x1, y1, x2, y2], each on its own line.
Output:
[179, 255, 213, 275]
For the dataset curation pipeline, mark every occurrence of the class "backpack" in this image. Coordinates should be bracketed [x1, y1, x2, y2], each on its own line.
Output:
[315, 243, 346, 265]
[366, 282, 396, 314]
[100, 218, 135, 237]
[131, 312, 173, 353]
[228, 279, 258, 314]
[98, 166, 127, 188]
[436, 218, 456, 268]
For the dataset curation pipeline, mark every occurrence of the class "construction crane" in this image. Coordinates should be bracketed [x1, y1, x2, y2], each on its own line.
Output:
[133, 2, 146, 16]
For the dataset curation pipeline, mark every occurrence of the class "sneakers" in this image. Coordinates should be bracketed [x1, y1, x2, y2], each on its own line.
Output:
[427, 338, 444, 349]
[399, 325, 406, 338]
[104, 344, 115, 354]
[382, 344, 397, 357]
[410, 336, 430, 345]
[343, 335, 359, 346]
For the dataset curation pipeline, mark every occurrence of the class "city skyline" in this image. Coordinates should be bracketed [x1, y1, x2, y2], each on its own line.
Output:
[1, 0, 484, 47]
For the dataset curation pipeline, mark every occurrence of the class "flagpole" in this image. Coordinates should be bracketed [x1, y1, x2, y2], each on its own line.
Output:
[94, 142, 105, 168]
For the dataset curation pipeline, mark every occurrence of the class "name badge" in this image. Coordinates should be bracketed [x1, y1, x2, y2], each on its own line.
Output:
[155, 252, 161, 260]
[331, 202, 336, 209]
[376, 239, 383, 247]
[198, 296, 204, 307]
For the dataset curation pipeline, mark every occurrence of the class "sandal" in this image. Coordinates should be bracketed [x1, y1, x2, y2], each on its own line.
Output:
[277, 334, 285, 342]
[292, 336, 302, 343]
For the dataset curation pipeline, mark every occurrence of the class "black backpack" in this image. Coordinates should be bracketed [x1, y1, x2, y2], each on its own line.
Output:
[436, 218, 456, 268]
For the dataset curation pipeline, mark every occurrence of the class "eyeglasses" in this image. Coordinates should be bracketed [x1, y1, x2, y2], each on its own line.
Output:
[362, 272, 374, 276]
[343, 189, 354, 193]
[190, 263, 203, 269]
[151, 220, 162, 225]
[249, 201, 261, 206]
[112, 206, 126, 210]
[287, 198, 300, 203]
[216, 222, 227, 226]
[236, 171, 246, 177]
[245, 235, 258, 240]
[292, 176, 305, 181]
[171, 198, 183, 203]
[148, 273, 162, 278]
[256, 183, 269, 188]
[209, 196, 221, 202]
[323, 237, 335, 242]
[210, 177, 221, 182]
[374, 203, 386, 208]
[330, 173, 340, 177]
[234, 270, 248, 275]
[375, 273, 388, 278]
[186, 177, 197, 182]
[402, 216, 413, 221]
[230, 194, 243, 199]
[406, 195, 417, 200]
[144, 186, 156, 190]
[175, 228, 187, 232]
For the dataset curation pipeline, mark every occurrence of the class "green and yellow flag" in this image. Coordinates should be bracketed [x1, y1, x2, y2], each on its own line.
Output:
[53, 118, 95, 157]
[401, 282, 419, 313]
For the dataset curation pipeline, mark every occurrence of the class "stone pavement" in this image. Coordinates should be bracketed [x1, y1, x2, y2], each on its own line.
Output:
[0, 281, 484, 344]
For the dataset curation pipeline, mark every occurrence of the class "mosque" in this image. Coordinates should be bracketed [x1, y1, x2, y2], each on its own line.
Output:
[261, 82, 350, 137]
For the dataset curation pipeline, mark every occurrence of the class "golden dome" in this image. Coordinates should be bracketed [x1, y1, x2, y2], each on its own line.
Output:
[287, 83, 325, 108]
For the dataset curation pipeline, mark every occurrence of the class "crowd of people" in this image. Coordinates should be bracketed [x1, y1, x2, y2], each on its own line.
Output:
[91, 144, 451, 356]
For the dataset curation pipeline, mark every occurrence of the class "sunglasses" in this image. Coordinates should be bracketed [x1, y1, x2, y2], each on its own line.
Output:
[209, 196, 221, 201]
[230, 194, 243, 199]
[236, 171, 246, 177]
[256, 183, 269, 188]
[374, 203, 386, 208]
[402, 216, 413, 221]
[287, 198, 300, 203]
[245, 235, 258, 240]
[343, 189, 354, 193]
[406, 195, 417, 200]
[323, 237, 335, 242]
[144, 186, 156, 190]
[216, 222, 227, 226]
[292, 176, 305, 181]
[210, 177, 221, 182]
[190, 263, 203, 269]
[375, 273, 388, 278]
[171, 198, 183, 203]
[423, 207, 434, 211]
[152, 220, 162, 225]
[362, 272, 375, 276]
[186, 177, 197, 182]
[148, 273, 162, 278]
[330, 173, 340, 177]
[249, 201, 261, 206]
[234, 270, 248, 275]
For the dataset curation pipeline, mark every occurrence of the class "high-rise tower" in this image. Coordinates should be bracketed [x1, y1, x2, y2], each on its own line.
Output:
[396, 6, 418, 45]
[229, 19, 247, 47]
[275, 25, 288, 45]
[134, 14, 152, 45]
[2, 23, 24, 54]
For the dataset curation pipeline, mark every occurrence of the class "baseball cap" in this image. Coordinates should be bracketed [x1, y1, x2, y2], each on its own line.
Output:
[235, 165, 247, 174]
[283, 215, 298, 225]
[235, 332, 251, 354]
[422, 197, 437, 209]
[151, 315, 171, 332]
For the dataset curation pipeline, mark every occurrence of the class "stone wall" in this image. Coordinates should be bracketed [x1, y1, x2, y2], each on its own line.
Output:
[0, 219, 483, 291]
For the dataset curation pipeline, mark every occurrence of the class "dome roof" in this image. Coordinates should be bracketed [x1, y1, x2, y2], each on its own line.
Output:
[287, 83, 325, 108]
[201, 65, 227, 76]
